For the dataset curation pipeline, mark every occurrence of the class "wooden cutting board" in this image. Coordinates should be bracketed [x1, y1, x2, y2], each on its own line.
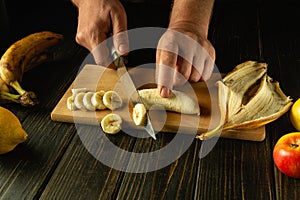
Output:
[51, 64, 265, 141]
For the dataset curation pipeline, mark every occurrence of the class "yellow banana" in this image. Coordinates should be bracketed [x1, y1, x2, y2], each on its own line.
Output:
[0, 76, 9, 93]
[0, 31, 63, 106]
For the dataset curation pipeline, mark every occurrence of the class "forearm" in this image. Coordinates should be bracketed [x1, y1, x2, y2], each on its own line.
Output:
[71, 0, 83, 7]
[71, 0, 79, 7]
[169, 0, 215, 38]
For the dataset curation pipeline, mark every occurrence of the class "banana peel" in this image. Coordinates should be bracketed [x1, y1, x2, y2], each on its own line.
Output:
[197, 61, 293, 140]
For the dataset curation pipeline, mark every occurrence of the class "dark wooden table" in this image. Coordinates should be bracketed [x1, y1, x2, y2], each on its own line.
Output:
[1, 0, 300, 199]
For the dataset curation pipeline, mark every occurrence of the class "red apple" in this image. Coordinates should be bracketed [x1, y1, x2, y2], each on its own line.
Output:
[273, 132, 300, 178]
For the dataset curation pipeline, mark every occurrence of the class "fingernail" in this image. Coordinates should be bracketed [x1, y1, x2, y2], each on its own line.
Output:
[118, 44, 128, 54]
[160, 87, 171, 98]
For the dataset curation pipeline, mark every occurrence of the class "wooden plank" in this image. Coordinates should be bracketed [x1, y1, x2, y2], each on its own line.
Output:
[51, 64, 266, 141]
[0, 45, 86, 199]
[39, 127, 136, 199]
[259, 1, 300, 199]
[193, 1, 275, 199]
[41, 129, 200, 199]
[116, 135, 200, 200]
[195, 138, 275, 199]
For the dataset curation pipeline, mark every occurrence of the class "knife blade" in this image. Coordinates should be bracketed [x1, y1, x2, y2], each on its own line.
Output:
[111, 48, 156, 140]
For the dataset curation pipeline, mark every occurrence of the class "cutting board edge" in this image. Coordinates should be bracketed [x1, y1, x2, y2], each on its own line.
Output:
[51, 111, 266, 142]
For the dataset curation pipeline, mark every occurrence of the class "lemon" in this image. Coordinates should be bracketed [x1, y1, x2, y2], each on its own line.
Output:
[0, 106, 28, 154]
[290, 98, 300, 131]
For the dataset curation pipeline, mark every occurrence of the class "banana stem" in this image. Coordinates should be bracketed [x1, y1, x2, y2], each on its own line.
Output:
[0, 90, 38, 106]
[10, 80, 26, 95]
[197, 125, 235, 140]
[20, 91, 39, 106]
[0, 91, 21, 103]
[197, 125, 224, 140]
[6, 80, 38, 106]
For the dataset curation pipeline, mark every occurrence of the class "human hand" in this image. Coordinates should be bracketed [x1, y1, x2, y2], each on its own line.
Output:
[156, 28, 216, 98]
[73, 0, 129, 66]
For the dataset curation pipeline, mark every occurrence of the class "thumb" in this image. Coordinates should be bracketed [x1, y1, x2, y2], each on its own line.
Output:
[111, 11, 129, 55]
[113, 31, 129, 56]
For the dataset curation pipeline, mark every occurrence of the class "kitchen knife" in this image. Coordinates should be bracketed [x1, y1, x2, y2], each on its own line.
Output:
[111, 48, 156, 140]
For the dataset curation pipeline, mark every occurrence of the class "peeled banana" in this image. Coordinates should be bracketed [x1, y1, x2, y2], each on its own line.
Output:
[0, 31, 64, 106]
[138, 88, 200, 115]
[198, 61, 293, 140]
[100, 113, 122, 134]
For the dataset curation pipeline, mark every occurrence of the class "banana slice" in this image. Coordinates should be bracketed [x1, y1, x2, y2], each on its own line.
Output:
[83, 92, 96, 111]
[74, 92, 86, 110]
[71, 88, 87, 96]
[103, 91, 123, 110]
[67, 96, 77, 111]
[100, 113, 122, 134]
[133, 103, 147, 126]
[91, 90, 106, 110]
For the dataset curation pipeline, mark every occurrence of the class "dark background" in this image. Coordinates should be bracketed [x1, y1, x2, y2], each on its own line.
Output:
[0, 0, 299, 74]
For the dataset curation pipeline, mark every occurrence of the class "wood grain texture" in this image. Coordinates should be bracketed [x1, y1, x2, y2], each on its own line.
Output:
[39, 128, 137, 200]
[0, 43, 86, 199]
[259, 1, 300, 199]
[116, 135, 200, 200]
[196, 2, 275, 199]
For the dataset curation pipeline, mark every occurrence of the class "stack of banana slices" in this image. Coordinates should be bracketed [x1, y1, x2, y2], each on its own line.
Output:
[67, 88, 123, 111]
[67, 88, 124, 134]
[198, 61, 293, 140]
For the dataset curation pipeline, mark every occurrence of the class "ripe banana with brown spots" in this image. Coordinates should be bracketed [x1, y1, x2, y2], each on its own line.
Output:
[0, 31, 63, 106]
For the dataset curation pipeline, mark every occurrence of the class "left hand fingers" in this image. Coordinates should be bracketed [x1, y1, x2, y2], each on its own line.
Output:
[201, 56, 214, 81]
[188, 39, 215, 82]
[173, 56, 193, 86]
[174, 48, 215, 84]
[156, 49, 178, 95]
[91, 37, 111, 67]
